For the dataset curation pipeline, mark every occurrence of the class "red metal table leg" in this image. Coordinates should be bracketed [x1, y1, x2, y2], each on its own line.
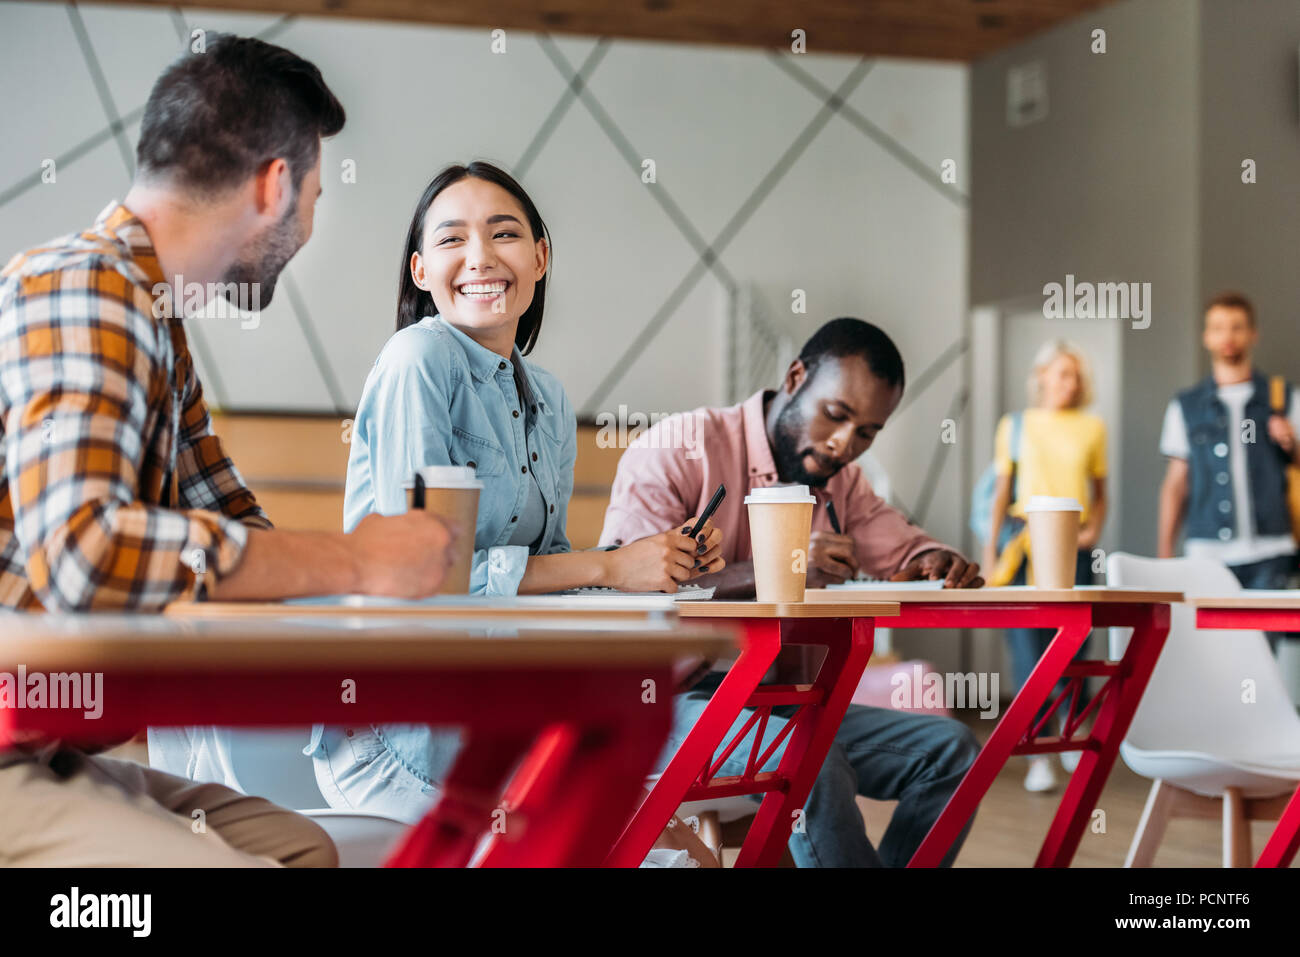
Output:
[386, 728, 536, 867]
[604, 621, 782, 867]
[481, 707, 672, 867]
[393, 667, 675, 868]
[908, 604, 1095, 867]
[1035, 602, 1170, 867]
[734, 616, 875, 867]
[1256, 783, 1300, 868]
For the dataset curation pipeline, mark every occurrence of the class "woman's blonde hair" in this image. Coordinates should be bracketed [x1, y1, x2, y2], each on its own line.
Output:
[1027, 339, 1094, 408]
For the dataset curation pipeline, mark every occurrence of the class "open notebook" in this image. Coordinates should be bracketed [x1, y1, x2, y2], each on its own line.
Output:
[547, 585, 715, 601]
[286, 585, 713, 606]
[822, 579, 946, 591]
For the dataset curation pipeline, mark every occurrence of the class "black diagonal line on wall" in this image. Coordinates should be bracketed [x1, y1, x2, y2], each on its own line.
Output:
[0, 105, 144, 208]
[892, 337, 968, 419]
[169, 7, 188, 43]
[769, 54, 969, 208]
[279, 271, 350, 414]
[67, 3, 135, 178]
[515, 39, 610, 179]
[907, 385, 968, 527]
[579, 59, 873, 414]
[538, 35, 737, 285]
[0, 13, 296, 212]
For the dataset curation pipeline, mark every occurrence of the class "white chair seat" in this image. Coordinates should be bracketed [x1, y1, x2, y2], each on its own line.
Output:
[302, 809, 410, 868]
[1120, 742, 1300, 799]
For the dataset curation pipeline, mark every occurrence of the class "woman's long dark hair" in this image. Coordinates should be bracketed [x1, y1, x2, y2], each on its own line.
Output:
[396, 161, 550, 355]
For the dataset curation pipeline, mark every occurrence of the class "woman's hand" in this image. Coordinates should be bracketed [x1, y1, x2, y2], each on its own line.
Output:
[1077, 525, 1101, 550]
[604, 518, 725, 593]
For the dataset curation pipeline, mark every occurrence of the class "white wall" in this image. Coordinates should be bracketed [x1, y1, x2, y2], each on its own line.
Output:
[0, 2, 969, 547]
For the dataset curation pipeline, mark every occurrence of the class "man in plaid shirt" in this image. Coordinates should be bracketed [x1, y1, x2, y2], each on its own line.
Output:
[0, 36, 458, 865]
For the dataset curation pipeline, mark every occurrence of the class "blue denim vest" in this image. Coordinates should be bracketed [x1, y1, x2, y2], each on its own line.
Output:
[305, 314, 578, 785]
[1176, 371, 1291, 541]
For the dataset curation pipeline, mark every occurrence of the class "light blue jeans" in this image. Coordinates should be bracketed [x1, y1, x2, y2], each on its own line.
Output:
[311, 690, 980, 865]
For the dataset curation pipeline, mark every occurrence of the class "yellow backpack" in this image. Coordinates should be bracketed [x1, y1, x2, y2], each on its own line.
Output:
[1269, 375, 1300, 545]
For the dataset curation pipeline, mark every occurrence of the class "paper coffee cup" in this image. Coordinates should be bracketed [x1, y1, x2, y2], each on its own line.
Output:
[745, 485, 816, 602]
[1024, 495, 1083, 589]
[403, 466, 482, 594]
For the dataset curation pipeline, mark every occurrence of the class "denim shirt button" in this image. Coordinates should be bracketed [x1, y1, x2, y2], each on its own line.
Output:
[1218, 527, 1232, 540]
[498, 361, 506, 370]
[1216, 472, 1230, 485]
[512, 410, 519, 418]
[1214, 442, 1228, 457]
[1219, 500, 1232, 513]
[549, 504, 555, 513]
[467, 460, 476, 469]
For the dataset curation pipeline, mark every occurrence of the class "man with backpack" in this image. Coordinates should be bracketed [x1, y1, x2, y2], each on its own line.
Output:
[1157, 291, 1300, 652]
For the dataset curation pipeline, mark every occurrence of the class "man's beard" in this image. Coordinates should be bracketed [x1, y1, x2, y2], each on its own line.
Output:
[221, 199, 303, 308]
[771, 399, 842, 488]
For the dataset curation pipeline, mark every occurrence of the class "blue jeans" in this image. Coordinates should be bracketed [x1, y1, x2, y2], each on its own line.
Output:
[1228, 552, 1299, 654]
[311, 725, 449, 825]
[1005, 549, 1094, 730]
[661, 675, 980, 867]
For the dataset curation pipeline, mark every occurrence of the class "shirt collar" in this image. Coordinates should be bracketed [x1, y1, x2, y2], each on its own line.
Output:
[429, 314, 536, 393]
[430, 314, 516, 382]
[742, 389, 780, 483]
[95, 200, 165, 289]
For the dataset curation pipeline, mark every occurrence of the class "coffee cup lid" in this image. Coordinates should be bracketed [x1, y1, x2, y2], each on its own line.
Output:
[403, 465, 483, 490]
[1025, 495, 1083, 512]
[744, 484, 816, 505]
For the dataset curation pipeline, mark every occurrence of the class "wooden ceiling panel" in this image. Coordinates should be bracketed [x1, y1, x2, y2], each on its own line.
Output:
[62, 0, 1120, 60]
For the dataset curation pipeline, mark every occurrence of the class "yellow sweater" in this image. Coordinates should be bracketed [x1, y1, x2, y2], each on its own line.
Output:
[995, 408, 1108, 524]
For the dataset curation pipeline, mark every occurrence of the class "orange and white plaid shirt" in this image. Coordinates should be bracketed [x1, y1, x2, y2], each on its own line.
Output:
[0, 201, 271, 611]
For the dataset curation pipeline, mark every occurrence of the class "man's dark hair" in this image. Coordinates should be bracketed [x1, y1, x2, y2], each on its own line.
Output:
[1204, 290, 1255, 328]
[136, 33, 345, 195]
[797, 317, 906, 391]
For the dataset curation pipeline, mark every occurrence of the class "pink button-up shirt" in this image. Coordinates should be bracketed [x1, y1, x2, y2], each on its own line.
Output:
[598, 390, 956, 575]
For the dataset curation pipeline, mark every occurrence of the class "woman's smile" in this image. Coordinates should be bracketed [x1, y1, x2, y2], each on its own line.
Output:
[456, 278, 511, 305]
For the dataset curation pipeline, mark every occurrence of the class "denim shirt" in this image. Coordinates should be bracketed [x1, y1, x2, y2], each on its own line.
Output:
[305, 314, 577, 782]
[1176, 370, 1292, 540]
[342, 314, 577, 589]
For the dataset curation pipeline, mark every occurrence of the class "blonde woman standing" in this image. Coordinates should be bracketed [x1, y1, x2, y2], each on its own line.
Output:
[983, 340, 1108, 793]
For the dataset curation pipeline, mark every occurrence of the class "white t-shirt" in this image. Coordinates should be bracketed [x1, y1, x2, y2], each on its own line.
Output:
[1160, 382, 1300, 566]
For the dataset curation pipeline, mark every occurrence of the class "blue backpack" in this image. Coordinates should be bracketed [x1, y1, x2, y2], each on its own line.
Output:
[969, 412, 1024, 551]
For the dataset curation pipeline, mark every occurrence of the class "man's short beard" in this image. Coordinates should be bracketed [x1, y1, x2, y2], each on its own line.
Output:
[771, 398, 839, 488]
[221, 196, 302, 308]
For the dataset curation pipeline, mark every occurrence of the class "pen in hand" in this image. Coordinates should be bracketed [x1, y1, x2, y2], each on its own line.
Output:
[824, 499, 863, 580]
[412, 472, 425, 510]
[826, 500, 842, 534]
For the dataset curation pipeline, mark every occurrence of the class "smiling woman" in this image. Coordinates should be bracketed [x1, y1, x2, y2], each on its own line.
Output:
[395, 162, 550, 354]
[313, 161, 727, 824]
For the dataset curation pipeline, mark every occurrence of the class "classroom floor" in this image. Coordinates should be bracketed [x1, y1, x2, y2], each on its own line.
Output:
[846, 711, 1300, 869]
